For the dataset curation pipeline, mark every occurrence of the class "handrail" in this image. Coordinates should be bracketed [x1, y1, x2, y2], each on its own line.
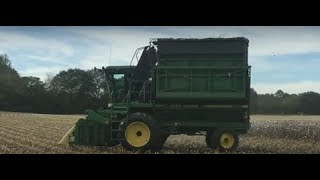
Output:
[124, 80, 151, 103]
[129, 46, 148, 66]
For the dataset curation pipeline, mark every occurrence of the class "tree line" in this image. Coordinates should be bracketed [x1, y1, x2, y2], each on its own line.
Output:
[0, 54, 108, 114]
[1, 54, 320, 114]
[250, 89, 320, 115]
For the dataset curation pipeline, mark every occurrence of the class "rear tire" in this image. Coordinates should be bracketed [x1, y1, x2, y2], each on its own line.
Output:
[119, 112, 162, 151]
[206, 129, 239, 153]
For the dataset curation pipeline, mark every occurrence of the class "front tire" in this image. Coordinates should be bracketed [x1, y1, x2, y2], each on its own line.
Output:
[120, 112, 161, 151]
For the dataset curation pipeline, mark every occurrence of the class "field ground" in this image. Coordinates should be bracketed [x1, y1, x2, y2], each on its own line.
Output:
[0, 111, 320, 154]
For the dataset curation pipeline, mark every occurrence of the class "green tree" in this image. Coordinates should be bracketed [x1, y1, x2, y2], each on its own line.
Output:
[0, 54, 23, 111]
[0, 54, 11, 67]
[87, 68, 109, 108]
[19, 76, 48, 112]
[49, 69, 95, 96]
[49, 69, 98, 113]
[299, 92, 320, 115]
[256, 93, 282, 114]
[275, 90, 285, 98]
[281, 94, 299, 114]
[21, 76, 45, 95]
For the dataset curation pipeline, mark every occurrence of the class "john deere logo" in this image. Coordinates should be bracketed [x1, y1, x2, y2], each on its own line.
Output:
[168, 104, 199, 108]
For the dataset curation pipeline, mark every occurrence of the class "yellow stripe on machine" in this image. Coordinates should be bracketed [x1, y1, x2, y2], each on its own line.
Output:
[58, 124, 76, 147]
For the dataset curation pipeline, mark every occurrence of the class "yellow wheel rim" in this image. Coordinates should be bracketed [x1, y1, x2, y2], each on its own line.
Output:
[125, 122, 151, 148]
[220, 132, 235, 149]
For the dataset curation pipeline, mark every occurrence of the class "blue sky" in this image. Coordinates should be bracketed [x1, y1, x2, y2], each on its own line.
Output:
[1, 26, 320, 94]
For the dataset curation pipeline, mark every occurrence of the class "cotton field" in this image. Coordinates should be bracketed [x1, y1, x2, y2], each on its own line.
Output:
[0, 111, 320, 154]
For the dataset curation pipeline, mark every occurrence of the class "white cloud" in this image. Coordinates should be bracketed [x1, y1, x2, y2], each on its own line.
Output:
[0, 31, 75, 57]
[25, 55, 74, 66]
[0, 29, 77, 80]
[249, 27, 320, 56]
[249, 56, 276, 73]
[253, 81, 320, 94]
[70, 27, 173, 68]
[2, 26, 320, 84]
[77, 45, 131, 70]
[19, 66, 66, 81]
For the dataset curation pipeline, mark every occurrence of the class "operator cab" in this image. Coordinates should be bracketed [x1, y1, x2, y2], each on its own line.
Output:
[101, 66, 135, 103]
[96, 45, 157, 104]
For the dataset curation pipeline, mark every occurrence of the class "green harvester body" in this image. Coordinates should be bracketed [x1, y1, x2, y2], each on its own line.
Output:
[59, 37, 251, 149]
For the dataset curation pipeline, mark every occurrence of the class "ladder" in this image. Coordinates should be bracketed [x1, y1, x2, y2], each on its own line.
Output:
[109, 106, 128, 142]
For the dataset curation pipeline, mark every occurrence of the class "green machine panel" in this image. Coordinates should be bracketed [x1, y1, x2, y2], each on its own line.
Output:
[153, 38, 250, 103]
